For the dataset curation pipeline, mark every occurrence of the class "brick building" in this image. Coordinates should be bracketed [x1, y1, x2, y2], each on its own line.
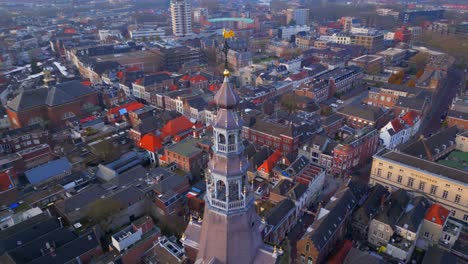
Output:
[338, 105, 391, 129]
[332, 127, 379, 176]
[296, 188, 357, 264]
[446, 110, 468, 130]
[242, 115, 301, 154]
[6, 81, 99, 129]
[162, 136, 210, 178]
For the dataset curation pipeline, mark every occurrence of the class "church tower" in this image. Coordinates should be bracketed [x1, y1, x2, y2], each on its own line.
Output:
[182, 32, 278, 263]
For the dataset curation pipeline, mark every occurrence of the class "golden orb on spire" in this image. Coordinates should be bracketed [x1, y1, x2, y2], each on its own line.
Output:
[223, 69, 230, 76]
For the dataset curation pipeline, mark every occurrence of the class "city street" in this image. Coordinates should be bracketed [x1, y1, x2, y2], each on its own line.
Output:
[420, 68, 465, 135]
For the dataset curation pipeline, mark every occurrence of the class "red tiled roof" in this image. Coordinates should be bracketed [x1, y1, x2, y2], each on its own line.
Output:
[107, 102, 145, 115]
[180, 74, 191, 81]
[258, 150, 282, 174]
[81, 80, 92, 86]
[160, 116, 193, 139]
[139, 133, 163, 152]
[135, 78, 143, 85]
[126, 66, 140, 72]
[170, 85, 178, 91]
[209, 84, 220, 91]
[287, 70, 308, 81]
[64, 28, 77, 34]
[190, 75, 208, 83]
[424, 204, 449, 225]
[401, 110, 419, 126]
[117, 71, 124, 78]
[0, 171, 14, 192]
[391, 119, 404, 133]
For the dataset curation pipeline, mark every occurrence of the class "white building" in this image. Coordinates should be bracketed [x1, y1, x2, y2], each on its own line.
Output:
[278, 25, 310, 40]
[129, 27, 165, 41]
[193, 7, 208, 23]
[351, 27, 379, 35]
[170, 0, 192, 37]
[380, 111, 421, 149]
[385, 32, 396, 40]
[318, 33, 352, 44]
[287, 8, 310, 26]
[98, 30, 123, 42]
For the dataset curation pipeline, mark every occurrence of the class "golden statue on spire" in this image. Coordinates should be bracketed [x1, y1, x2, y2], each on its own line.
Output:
[222, 28, 235, 39]
[222, 29, 235, 76]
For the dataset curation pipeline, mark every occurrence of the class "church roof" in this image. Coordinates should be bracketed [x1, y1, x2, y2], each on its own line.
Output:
[213, 75, 240, 109]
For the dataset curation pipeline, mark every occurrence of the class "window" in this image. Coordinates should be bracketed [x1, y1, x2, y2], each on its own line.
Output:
[301, 254, 305, 264]
[455, 194, 461, 203]
[306, 243, 310, 252]
[430, 185, 438, 195]
[424, 232, 430, 238]
[387, 172, 392, 180]
[397, 175, 403, 184]
[419, 181, 426, 192]
[308, 257, 313, 264]
[442, 190, 449, 199]
[407, 177, 414, 188]
[452, 210, 456, 217]
[464, 215, 468, 221]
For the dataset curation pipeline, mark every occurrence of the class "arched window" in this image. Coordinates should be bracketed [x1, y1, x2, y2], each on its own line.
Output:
[218, 134, 226, 144]
[62, 112, 76, 120]
[229, 181, 239, 200]
[228, 134, 235, 145]
[306, 243, 310, 252]
[216, 180, 226, 200]
[28, 116, 44, 126]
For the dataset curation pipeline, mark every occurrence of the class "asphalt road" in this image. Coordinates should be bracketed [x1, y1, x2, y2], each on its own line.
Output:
[420, 68, 465, 136]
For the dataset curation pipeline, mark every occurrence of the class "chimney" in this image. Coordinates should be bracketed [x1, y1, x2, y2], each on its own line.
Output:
[420, 136, 433, 160]
[380, 194, 386, 208]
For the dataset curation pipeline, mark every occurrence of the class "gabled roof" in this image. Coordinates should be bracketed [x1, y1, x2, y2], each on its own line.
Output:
[390, 119, 405, 133]
[7, 81, 95, 112]
[305, 188, 357, 251]
[401, 126, 459, 160]
[396, 196, 430, 232]
[139, 133, 163, 152]
[160, 116, 193, 139]
[401, 110, 420, 126]
[142, 73, 171, 86]
[257, 149, 282, 174]
[190, 75, 208, 83]
[374, 189, 410, 226]
[424, 204, 449, 226]
[338, 105, 385, 122]
[265, 199, 295, 226]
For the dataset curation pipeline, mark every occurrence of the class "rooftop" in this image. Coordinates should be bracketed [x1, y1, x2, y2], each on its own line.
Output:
[378, 149, 468, 184]
[166, 137, 204, 158]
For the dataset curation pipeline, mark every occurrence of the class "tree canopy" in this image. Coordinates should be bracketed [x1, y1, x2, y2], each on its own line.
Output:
[87, 197, 123, 231]
[281, 93, 297, 115]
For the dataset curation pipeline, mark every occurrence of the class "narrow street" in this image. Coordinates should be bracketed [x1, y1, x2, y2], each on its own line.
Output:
[420, 68, 464, 135]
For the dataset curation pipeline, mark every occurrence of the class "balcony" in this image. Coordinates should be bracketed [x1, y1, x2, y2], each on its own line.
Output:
[217, 144, 237, 152]
[208, 196, 252, 211]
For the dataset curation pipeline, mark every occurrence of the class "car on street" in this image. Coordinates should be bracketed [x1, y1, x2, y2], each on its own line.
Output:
[336, 100, 344, 104]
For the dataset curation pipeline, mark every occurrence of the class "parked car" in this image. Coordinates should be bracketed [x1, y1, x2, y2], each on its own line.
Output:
[336, 100, 344, 104]
[330, 103, 339, 108]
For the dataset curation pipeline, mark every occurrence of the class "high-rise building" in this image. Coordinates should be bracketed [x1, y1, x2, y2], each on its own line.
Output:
[170, 0, 192, 37]
[182, 70, 278, 263]
[286, 8, 309, 26]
